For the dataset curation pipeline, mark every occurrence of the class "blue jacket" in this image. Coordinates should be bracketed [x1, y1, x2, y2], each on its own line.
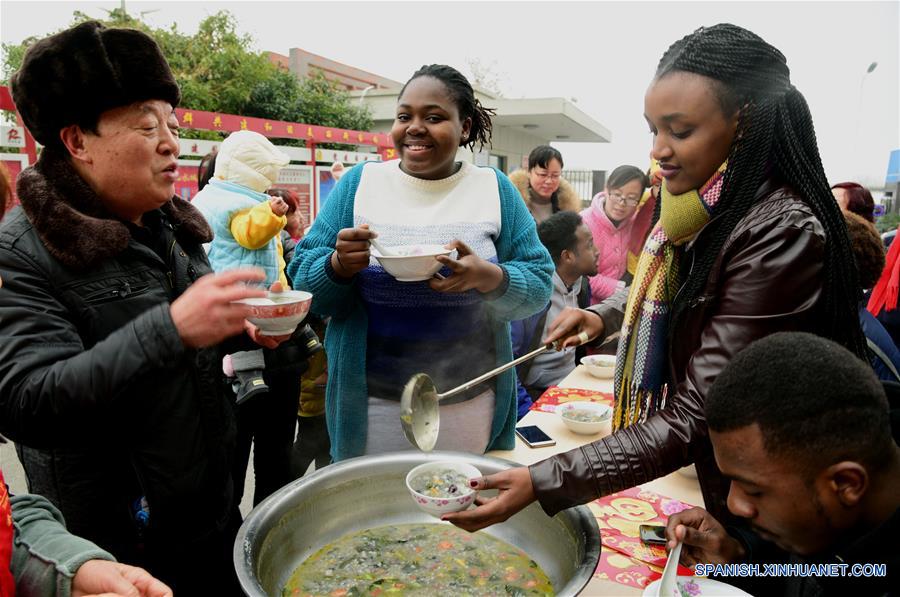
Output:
[289, 162, 553, 460]
[192, 179, 281, 286]
[860, 306, 900, 382]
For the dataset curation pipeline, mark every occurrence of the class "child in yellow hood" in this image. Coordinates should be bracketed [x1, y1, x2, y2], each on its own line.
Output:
[193, 130, 292, 403]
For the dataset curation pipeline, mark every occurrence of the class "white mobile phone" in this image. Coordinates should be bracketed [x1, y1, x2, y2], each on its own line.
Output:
[515, 425, 556, 448]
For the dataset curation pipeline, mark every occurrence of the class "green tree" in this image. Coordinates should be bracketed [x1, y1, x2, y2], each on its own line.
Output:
[1, 9, 373, 146]
[876, 213, 900, 234]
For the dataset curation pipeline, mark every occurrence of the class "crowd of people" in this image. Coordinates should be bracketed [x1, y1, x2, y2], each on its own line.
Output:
[0, 17, 896, 597]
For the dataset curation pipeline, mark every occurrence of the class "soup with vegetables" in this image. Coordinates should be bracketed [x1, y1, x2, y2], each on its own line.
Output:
[283, 523, 554, 596]
[410, 469, 471, 498]
[561, 409, 608, 423]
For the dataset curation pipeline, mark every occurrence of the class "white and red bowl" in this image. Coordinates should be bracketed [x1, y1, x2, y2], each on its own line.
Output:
[234, 290, 312, 336]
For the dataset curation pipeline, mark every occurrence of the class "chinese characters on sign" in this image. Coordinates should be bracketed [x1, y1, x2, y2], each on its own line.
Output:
[173, 108, 394, 150]
[0, 126, 25, 148]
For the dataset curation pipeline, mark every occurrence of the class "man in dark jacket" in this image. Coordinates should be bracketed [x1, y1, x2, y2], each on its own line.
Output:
[0, 21, 276, 594]
[666, 332, 898, 596]
[511, 211, 596, 417]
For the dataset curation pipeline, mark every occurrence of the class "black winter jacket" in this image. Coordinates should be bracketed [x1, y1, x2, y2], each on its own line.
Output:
[0, 148, 239, 592]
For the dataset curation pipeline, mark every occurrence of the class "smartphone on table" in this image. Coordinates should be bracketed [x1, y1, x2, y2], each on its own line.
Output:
[639, 524, 667, 545]
[515, 425, 556, 448]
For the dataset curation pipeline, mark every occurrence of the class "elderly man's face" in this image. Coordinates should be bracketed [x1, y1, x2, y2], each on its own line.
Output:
[81, 100, 180, 223]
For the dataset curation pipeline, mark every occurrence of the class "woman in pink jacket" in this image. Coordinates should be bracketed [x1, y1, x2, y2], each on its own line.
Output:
[581, 165, 650, 303]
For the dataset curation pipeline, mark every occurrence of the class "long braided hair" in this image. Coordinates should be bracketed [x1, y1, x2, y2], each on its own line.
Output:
[401, 64, 496, 151]
[658, 24, 867, 359]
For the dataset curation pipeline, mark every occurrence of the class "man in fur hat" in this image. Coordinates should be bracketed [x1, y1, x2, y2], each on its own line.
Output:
[0, 21, 273, 593]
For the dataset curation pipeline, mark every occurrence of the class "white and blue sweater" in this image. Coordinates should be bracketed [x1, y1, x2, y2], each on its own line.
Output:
[289, 160, 553, 460]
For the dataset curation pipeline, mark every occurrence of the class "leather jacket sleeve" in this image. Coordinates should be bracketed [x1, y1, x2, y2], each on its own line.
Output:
[0, 247, 185, 447]
[529, 207, 826, 515]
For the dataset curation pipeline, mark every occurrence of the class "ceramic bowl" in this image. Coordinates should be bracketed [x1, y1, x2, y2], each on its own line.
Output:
[557, 401, 613, 435]
[373, 244, 452, 282]
[581, 354, 616, 379]
[234, 290, 312, 336]
[405, 461, 480, 517]
[642, 577, 752, 596]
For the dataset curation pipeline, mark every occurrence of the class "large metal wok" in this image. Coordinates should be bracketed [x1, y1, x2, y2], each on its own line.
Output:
[235, 452, 601, 596]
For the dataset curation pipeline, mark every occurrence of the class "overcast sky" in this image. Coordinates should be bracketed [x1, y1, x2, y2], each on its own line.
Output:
[2, 0, 897, 187]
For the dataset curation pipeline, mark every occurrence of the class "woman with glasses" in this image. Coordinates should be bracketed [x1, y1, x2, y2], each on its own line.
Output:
[581, 165, 650, 303]
[509, 145, 582, 223]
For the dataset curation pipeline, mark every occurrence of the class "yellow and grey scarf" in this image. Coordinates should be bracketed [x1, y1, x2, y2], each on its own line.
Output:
[613, 163, 727, 429]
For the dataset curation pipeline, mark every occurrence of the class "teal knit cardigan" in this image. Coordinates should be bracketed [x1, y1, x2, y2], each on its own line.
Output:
[288, 162, 553, 461]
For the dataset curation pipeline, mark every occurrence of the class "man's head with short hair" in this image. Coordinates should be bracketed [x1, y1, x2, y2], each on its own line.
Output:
[537, 211, 598, 281]
[706, 332, 898, 556]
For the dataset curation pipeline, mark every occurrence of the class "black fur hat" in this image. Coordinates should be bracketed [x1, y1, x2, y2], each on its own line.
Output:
[10, 21, 180, 149]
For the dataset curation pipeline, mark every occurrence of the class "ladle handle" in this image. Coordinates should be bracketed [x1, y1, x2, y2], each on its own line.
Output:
[438, 331, 590, 401]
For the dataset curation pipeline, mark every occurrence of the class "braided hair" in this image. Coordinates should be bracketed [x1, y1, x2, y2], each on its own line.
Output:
[401, 64, 496, 151]
[657, 24, 867, 359]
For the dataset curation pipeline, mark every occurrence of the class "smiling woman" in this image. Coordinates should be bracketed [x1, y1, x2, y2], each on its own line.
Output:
[508, 145, 582, 224]
[580, 164, 650, 303]
[290, 64, 554, 460]
[443, 23, 868, 535]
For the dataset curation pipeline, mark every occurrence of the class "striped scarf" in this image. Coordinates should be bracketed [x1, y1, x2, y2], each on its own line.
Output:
[613, 163, 727, 429]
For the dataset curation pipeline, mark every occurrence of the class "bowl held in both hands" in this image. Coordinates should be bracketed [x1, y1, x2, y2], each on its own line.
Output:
[373, 244, 453, 282]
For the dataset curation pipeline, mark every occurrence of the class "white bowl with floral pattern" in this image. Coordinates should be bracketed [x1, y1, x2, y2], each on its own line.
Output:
[405, 461, 480, 517]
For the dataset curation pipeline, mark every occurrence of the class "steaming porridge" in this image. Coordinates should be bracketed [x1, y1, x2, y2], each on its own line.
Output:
[283, 523, 554, 596]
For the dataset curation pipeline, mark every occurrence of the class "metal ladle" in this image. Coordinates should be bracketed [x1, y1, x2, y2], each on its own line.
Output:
[400, 331, 591, 451]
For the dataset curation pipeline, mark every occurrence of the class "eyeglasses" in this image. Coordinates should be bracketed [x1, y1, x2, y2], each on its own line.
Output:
[532, 170, 561, 182]
[609, 191, 641, 206]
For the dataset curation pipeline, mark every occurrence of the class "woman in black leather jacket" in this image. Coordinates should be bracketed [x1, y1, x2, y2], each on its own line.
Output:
[446, 23, 866, 532]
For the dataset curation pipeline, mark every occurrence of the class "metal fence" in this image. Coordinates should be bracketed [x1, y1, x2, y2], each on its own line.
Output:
[562, 170, 605, 207]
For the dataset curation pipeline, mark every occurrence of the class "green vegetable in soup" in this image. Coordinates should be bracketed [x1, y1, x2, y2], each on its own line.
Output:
[562, 409, 606, 423]
[410, 469, 470, 498]
[283, 523, 554, 596]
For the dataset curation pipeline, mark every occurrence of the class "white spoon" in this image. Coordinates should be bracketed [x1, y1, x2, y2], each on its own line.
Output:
[657, 540, 683, 597]
[369, 236, 394, 257]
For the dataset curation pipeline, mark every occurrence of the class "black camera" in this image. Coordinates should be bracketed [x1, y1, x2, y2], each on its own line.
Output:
[263, 323, 323, 375]
[228, 322, 324, 406]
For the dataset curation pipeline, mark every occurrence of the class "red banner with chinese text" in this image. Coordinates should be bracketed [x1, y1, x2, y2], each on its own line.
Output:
[174, 162, 199, 202]
[175, 108, 394, 149]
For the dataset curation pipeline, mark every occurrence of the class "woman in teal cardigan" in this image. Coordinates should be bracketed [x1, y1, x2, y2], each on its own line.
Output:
[289, 65, 553, 461]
